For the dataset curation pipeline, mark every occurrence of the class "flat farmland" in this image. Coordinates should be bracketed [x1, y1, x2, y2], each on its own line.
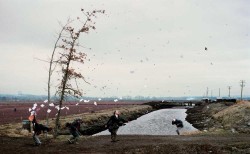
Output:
[0, 100, 147, 125]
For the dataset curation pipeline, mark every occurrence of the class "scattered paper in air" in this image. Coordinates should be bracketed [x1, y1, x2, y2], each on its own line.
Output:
[94, 102, 97, 106]
[80, 99, 83, 102]
[49, 103, 54, 107]
[114, 99, 118, 102]
[29, 108, 32, 112]
[61, 107, 65, 110]
[76, 103, 79, 106]
[98, 98, 101, 101]
[32, 106, 36, 110]
[47, 109, 51, 113]
[40, 104, 45, 108]
[44, 100, 48, 103]
[65, 106, 69, 110]
[55, 105, 60, 110]
[84, 100, 90, 103]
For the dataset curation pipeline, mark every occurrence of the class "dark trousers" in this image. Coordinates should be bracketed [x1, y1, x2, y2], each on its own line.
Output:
[110, 128, 118, 141]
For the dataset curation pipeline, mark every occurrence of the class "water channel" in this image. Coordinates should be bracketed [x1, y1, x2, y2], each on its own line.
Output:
[95, 108, 197, 136]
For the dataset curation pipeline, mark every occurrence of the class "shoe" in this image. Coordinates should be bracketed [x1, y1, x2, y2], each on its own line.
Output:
[35, 143, 41, 146]
[68, 139, 72, 144]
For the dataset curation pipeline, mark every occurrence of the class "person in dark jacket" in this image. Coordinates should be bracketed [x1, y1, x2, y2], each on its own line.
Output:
[66, 119, 82, 144]
[172, 119, 184, 135]
[106, 110, 127, 142]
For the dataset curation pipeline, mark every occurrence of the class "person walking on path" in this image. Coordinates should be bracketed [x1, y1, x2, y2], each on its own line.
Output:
[66, 119, 83, 144]
[172, 118, 184, 135]
[106, 110, 127, 142]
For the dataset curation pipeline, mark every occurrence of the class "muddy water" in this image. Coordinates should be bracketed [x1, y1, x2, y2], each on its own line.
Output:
[95, 109, 197, 136]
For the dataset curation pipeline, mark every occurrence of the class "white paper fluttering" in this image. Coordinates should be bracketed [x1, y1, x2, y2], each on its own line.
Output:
[79, 99, 83, 102]
[30, 110, 36, 115]
[55, 105, 60, 110]
[32, 103, 37, 110]
[61, 107, 65, 110]
[98, 98, 102, 101]
[84, 100, 90, 103]
[76, 103, 79, 106]
[44, 99, 48, 103]
[65, 106, 69, 110]
[47, 109, 51, 113]
[49, 103, 54, 107]
[114, 99, 118, 102]
[40, 104, 45, 108]
[29, 108, 32, 112]
[94, 102, 97, 106]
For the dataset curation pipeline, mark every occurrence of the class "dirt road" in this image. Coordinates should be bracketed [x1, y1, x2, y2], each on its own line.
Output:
[1, 134, 250, 154]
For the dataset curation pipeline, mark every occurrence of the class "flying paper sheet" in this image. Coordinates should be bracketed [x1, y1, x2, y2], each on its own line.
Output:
[76, 103, 79, 106]
[94, 102, 97, 106]
[65, 106, 69, 110]
[98, 98, 101, 101]
[114, 99, 118, 102]
[55, 105, 60, 110]
[40, 104, 45, 108]
[80, 99, 83, 102]
[44, 99, 48, 103]
[49, 103, 54, 107]
[29, 108, 32, 112]
[84, 100, 90, 103]
[47, 109, 51, 113]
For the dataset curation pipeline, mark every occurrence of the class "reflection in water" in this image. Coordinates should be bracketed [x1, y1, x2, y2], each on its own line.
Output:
[95, 109, 197, 136]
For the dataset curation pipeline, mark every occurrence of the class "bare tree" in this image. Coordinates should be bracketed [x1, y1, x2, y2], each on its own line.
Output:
[52, 9, 104, 138]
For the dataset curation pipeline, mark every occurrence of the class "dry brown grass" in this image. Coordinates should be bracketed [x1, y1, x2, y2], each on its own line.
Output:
[182, 130, 202, 135]
[212, 101, 250, 128]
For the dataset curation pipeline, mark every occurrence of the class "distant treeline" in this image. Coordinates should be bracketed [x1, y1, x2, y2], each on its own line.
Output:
[0, 94, 249, 102]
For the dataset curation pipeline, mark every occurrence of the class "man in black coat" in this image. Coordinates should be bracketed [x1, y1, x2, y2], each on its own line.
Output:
[65, 119, 82, 144]
[172, 119, 184, 135]
[106, 110, 127, 142]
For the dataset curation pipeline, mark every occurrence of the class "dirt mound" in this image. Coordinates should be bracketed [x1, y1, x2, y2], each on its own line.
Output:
[212, 101, 250, 133]
[186, 101, 250, 134]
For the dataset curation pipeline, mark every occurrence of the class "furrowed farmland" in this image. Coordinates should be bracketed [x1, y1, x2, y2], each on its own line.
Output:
[0, 101, 146, 125]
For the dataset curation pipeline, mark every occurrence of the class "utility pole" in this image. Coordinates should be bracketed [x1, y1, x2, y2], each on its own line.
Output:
[228, 86, 231, 98]
[206, 87, 209, 98]
[240, 80, 246, 101]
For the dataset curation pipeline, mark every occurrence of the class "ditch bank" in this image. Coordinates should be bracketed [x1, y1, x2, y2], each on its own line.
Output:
[55, 105, 153, 136]
[186, 101, 250, 134]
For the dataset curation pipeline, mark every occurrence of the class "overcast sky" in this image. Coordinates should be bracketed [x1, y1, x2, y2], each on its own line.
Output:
[0, 0, 249, 98]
